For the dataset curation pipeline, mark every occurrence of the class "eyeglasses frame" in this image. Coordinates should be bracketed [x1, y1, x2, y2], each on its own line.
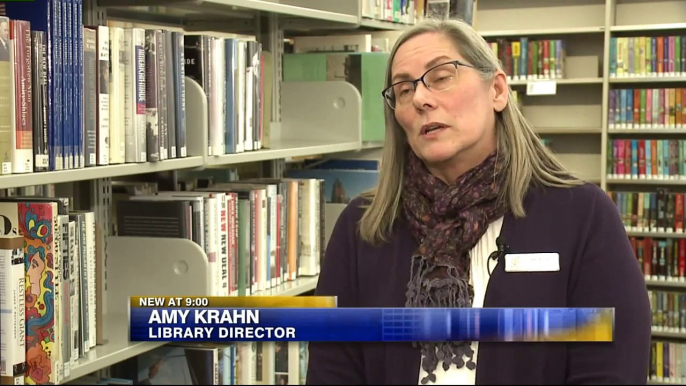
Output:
[381, 59, 482, 110]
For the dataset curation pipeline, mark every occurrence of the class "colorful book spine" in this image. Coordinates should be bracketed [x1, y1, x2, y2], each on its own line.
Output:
[610, 35, 686, 77]
[608, 87, 685, 129]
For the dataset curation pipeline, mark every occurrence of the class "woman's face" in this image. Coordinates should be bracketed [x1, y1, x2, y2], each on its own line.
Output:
[391, 32, 506, 174]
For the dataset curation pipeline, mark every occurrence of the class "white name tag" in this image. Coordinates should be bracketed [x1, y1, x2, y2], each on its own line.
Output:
[504, 253, 560, 273]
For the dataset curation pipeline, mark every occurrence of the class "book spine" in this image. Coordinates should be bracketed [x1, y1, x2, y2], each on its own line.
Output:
[165, 31, 176, 159]
[76, 0, 83, 168]
[157, 30, 167, 160]
[82, 28, 96, 167]
[96, 25, 109, 165]
[11, 20, 33, 174]
[173, 31, 186, 158]
[144, 30, 159, 162]
[0, 237, 26, 382]
[0, 16, 13, 175]
[134, 29, 146, 163]
[30, 32, 49, 171]
[64, 0, 73, 170]
[123, 29, 134, 162]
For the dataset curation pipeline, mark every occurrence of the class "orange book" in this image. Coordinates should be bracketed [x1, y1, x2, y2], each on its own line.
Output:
[652, 140, 658, 176]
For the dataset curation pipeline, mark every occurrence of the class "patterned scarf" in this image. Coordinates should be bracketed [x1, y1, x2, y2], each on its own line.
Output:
[402, 148, 509, 383]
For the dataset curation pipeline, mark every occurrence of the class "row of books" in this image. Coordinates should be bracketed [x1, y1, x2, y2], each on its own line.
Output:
[113, 177, 324, 297]
[649, 289, 686, 333]
[610, 35, 686, 78]
[486, 38, 566, 81]
[649, 341, 686, 384]
[607, 139, 686, 180]
[361, 0, 425, 25]
[0, 197, 97, 385]
[0, 7, 273, 176]
[186, 34, 270, 156]
[611, 189, 686, 234]
[628, 236, 685, 282]
[608, 87, 685, 130]
[93, 341, 309, 385]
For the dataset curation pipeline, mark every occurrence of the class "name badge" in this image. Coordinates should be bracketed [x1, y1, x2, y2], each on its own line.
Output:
[504, 253, 560, 273]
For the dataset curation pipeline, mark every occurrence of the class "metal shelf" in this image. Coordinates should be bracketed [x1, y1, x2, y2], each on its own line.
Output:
[606, 177, 686, 186]
[0, 156, 204, 190]
[609, 76, 686, 84]
[645, 279, 686, 290]
[651, 330, 686, 340]
[253, 275, 319, 297]
[609, 128, 686, 134]
[99, 0, 359, 33]
[480, 26, 605, 38]
[206, 139, 362, 167]
[628, 231, 686, 239]
[360, 17, 412, 31]
[61, 313, 167, 384]
[610, 22, 686, 32]
[535, 127, 602, 134]
[509, 77, 603, 86]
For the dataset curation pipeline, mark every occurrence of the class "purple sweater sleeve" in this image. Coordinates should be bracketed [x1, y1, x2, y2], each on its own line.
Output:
[565, 188, 652, 384]
[306, 202, 366, 385]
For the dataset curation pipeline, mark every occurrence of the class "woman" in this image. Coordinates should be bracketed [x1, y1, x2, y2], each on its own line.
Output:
[306, 18, 652, 385]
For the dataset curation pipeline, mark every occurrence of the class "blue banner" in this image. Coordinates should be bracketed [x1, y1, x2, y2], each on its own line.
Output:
[129, 307, 614, 342]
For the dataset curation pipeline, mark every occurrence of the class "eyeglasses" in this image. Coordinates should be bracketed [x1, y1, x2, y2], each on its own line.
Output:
[381, 60, 478, 110]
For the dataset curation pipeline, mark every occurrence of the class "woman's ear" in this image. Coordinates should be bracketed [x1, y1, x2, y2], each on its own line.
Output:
[491, 70, 509, 112]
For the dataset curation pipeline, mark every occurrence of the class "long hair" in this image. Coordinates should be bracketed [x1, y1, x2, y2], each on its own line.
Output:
[358, 18, 583, 245]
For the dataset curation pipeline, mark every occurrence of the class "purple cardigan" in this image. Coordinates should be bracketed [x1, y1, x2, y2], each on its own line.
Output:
[306, 183, 652, 385]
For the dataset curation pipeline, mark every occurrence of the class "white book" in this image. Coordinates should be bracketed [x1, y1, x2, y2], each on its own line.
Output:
[124, 28, 147, 163]
[300, 179, 319, 276]
[80, 211, 97, 350]
[235, 41, 246, 154]
[58, 215, 70, 380]
[238, 342, 257, 385]
[244, 41, 254, 152]
[96, 26, 110, 166]
[109, 27, 125, 164]
[68, 221, 80, 367]
[70, 213, 89, 356]
[210, 38, 225, 157]
[0, 236, 26, 383]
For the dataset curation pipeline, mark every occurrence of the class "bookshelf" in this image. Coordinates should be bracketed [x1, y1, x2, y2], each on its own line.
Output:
[0, 0, 414, 384]
[0, 0, 682, 383]
[474, 0, 685, 380]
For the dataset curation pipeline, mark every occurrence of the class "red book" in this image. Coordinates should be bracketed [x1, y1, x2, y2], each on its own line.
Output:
[644, 238, 653, 276]
[680, 239, 686, 279]
[543, 40, 550, 78]
[676, 193, 684, 233]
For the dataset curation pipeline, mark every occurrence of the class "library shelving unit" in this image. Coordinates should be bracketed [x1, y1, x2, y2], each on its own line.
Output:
[476, 0, 686, 381]
[604, 3, 686, 379]
[0, 0, 417, 383]
[476, 0, 607, 185]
